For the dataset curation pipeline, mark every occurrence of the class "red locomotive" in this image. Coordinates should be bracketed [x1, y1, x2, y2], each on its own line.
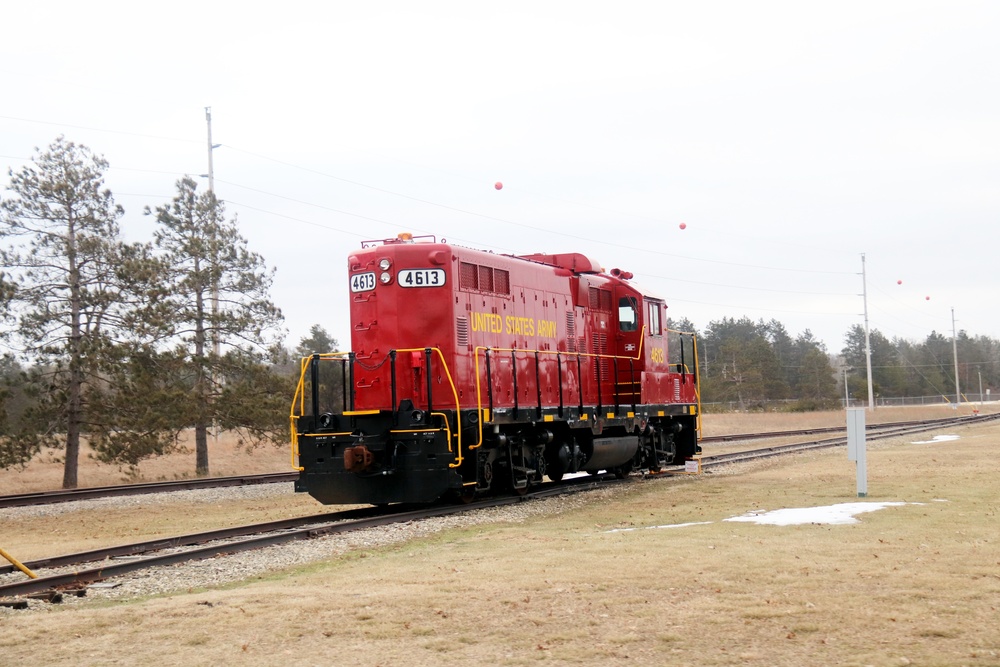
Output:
[290, 233, 701, 504]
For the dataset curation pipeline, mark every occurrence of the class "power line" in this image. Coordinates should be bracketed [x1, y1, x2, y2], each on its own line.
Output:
[0, 114, 199, 145]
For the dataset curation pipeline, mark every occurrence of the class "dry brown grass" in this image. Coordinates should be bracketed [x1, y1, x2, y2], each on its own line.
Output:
[2, 414, 999, 666]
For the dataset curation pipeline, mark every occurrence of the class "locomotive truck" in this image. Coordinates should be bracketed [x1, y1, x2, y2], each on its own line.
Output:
[290, 233, 701, 505]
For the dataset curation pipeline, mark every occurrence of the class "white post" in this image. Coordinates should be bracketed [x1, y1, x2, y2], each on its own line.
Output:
[847, 408, 867, 497]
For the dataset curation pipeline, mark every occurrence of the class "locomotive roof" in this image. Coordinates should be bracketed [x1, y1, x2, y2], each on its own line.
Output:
[355, 233, 664, 303]
[358, 233, 604, 276]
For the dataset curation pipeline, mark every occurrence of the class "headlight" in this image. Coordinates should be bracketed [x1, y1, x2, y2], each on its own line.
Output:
[379, 258, 392, 271]
[380, 271, 392, 284]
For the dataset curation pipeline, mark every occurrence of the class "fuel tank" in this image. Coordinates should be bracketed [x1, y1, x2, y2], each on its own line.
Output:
[582, 436, 639, 472]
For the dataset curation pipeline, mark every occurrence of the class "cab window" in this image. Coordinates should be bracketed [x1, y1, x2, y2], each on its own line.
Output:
[647, 301, 662, 336]
[618, 297, 638, 332]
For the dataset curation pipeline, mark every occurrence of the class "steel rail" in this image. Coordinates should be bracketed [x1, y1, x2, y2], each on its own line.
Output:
[698, 416, 1000, 469]
[0, 477, 608, 600]
[700, 413, 993, 444]
[0, 507, 381, 577]
[0, 471, 298, 509]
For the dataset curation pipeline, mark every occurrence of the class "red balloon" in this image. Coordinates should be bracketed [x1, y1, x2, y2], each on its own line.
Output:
[679, 222, 687, 230]
[494, 182, 503, 190]
[925, 296, 931, 301]
[897, 280, 902, 285]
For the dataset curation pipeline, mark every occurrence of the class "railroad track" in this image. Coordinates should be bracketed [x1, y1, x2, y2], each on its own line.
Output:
[4, 413, 994, 606]
[0, 476, 610, 603]
[700, 412, 993, 444]
[0, 471, 299, 509]
[3, 414, 989, 510]
[697, 418, 987, 469]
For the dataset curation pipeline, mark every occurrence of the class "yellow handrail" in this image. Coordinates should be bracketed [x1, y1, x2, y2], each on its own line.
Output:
[290, 330, 702, 473]
[289, 349, 465, 470]
[663, 328, 703, 441]
[472, 329, 647, 449]
[289, 352, 349, 472]
[472, 329, 705, 448]
[393, 347, 464, 467]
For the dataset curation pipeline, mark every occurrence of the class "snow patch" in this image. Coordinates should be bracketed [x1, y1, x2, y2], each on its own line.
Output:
[724, 502, 912, 526]
[911, 434, 960, 444]
[606, 521, 712, 533]
[605, 501, 927, 533]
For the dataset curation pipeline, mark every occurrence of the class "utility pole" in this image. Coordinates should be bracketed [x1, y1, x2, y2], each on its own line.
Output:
[205, 107, 221, 443]
[205, 107, 220, 360]
[951, 307, 960, 408]
[205, 107, 216, 194]
[861, 254, 875, 411]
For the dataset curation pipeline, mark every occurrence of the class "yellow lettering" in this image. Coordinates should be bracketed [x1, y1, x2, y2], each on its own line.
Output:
[537, 319, 557, 338]
[471, 312, 504, 333]
[650, 348, 665, 364]
[484, 315, 560, 338]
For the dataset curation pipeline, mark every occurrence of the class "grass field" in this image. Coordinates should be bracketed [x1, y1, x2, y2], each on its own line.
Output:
[1, 407, 998, 666]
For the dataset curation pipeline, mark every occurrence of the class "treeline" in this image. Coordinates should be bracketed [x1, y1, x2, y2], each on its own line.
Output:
[1, 138, 284, 487]
[669, 316, 1000, 410]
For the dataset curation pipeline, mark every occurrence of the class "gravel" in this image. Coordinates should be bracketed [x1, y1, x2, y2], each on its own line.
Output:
[2, 483, 628, 614]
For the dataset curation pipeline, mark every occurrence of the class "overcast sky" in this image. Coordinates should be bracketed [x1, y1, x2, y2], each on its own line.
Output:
[2, 2, 997, 355]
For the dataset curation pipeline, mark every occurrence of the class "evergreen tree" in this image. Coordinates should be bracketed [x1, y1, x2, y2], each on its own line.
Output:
[791, 333, 839, 407]
[0, 138, 164, 486]
[147, 177, 284, 476]
[295, 324, 338, 357]
[841, 325, 905, 403]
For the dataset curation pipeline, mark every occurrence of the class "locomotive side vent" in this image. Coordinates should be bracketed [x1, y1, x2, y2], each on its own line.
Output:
[566, 312, 577, 352]
[478, 265, 494, 292]
[589, 287, 612, 311]
[495, 269, 510, 295]
[460, 262, 478, 290]
[459, 262, 511, 296]
[456, 316, 469, 347]
[592, 332, 609, 379]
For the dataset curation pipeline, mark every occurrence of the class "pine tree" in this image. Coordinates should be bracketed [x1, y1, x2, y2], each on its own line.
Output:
[295, 324, 338, 357]
[0, 137, 164, 487]
[147, 177, 284, 476]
